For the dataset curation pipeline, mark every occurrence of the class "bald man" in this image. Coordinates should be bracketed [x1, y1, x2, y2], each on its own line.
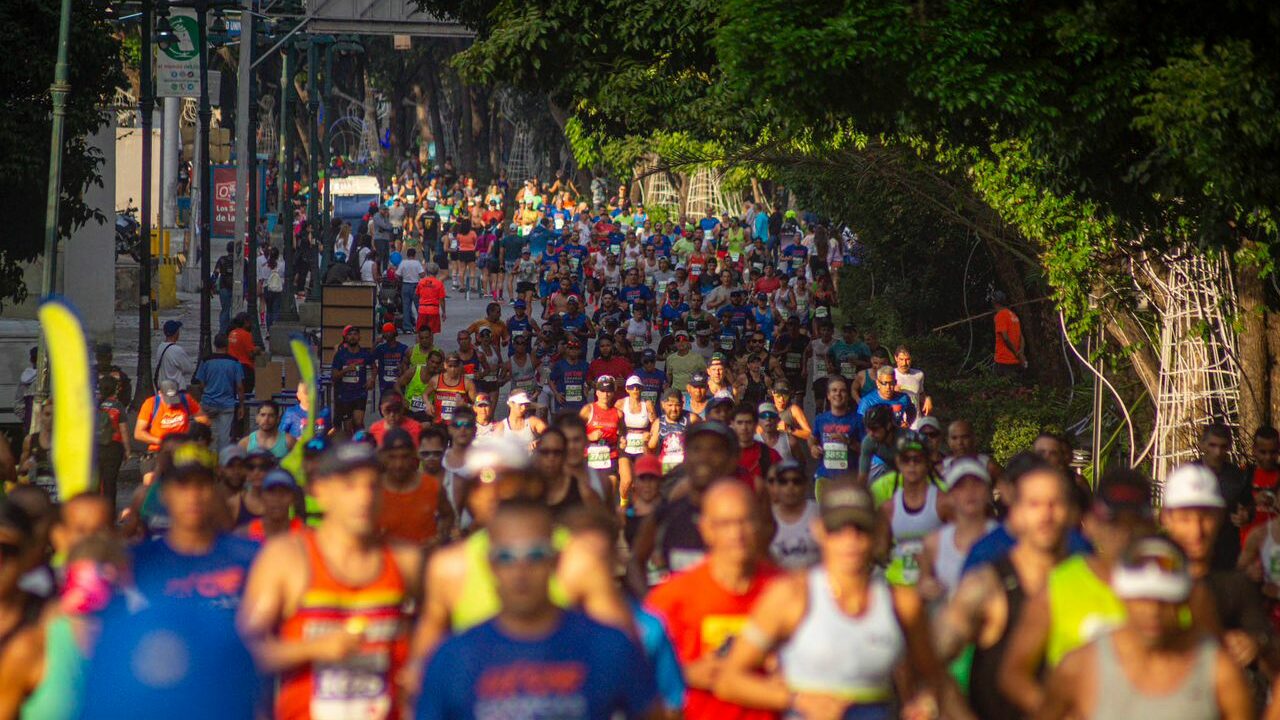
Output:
[645, 480, 781, 720]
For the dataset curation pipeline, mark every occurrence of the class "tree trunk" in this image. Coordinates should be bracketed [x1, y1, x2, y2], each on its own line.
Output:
[422, 57, 448, 168]
[1235, 241, 1272, 432]
[458, 83, 476, 175]
[361, 63, 381, 163]
[411, 83, 433, 166]
[1268, 311, 1280, 428]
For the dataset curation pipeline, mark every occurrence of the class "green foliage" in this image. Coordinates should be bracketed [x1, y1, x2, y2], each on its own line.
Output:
[0, 0, 125, 308]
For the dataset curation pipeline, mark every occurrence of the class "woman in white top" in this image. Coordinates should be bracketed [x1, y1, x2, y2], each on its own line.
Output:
[918, 458, 996, 604]
[616, 375, 657, 500]
[716, 480, 964, 720]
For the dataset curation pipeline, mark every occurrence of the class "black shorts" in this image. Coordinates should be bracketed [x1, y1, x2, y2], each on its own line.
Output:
[460, 251, 477, 264]
[517, 281, 537, 294]
[333, 396, 367, 423]
[487, 257, 502, 273]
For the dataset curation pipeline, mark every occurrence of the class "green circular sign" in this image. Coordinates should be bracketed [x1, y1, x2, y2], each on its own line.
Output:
[162, 15, 200, 62]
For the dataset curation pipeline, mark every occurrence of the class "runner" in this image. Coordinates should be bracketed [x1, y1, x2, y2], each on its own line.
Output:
[416, 499, 658, 720]
[856, 365, 916, 428]
[653, 389, 691, 473]
[808, 375, 863, 490]
[473, 393, 500, 440]
[664, 330, 707, 392]
[918, 458, 997, 603]
[715, 479, 969, 720]
[933, 459, 1072, 718]
[550, 337, 591, 413]
[766, 460, 820, 569]
[331, 326, 375, 431]
[581, 376, 623, 501]
[879, 431, 949, 587]
[377, 428, 454, 547]
[730, 403, 781, 489]
[428, 353, 476, 426]
[133, 380, 208, 484]
[372, 323, 410, 401]
[1037, 535, 1252, 720]
[241, 469, 305, 542]
[238, 400, 294, 459]
[500, 391, 546, 448]
[239, 442, 424, 720]
[645, 480, 780, 720]
[368, 392, 423, 446]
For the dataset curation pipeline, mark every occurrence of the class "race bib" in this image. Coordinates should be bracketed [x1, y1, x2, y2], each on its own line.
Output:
[641, 390, 659, 406]
[440, 397, 458, 420]
[840, 360, 856, 378]
[408, 394, 427, 413]
[382, 364, 400, 383]
[311, 656, 393, 720]
[720, 336, 736, 351]
[703, 229, 714, 241]
[661, 451, 684, 473]
[669, 548, 705, 573]
[343, 372, 360, 384]
[823, 441, 849, 470]
[785, 353, 802, 371]
[554, 215, 565, 230]
[625, 430, 646, 454]
[729, 251, 741, 262]
[893, 539, 925, 585]
[565, 384, 584, 403]
[587, 444, 612, 469]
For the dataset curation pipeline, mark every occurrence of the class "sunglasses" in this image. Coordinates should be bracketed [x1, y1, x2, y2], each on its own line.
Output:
[452, 420, 476, 429]
[770, 474, 805, 487]
[490, 543, 557, 567]
[419, 450, 444, 458]
[899, 454, 928, 465]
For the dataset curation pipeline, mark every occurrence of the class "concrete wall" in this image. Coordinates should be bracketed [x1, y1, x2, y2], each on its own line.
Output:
[116, 126, 162, 225]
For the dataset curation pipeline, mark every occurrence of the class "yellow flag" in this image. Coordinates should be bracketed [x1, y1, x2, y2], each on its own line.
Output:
[37, 298, 95, 501]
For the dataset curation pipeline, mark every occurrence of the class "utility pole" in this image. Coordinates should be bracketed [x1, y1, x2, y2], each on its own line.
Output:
[135, 0, 157, 407]
[306, 39, 321, 301]
[232, 0, 254, 333]
[196, 0, 214, 359]
[276, 45, 298, 321]
[34, 0, 74, 411]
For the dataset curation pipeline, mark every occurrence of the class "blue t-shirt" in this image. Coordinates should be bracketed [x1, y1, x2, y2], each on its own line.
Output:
[80, 597, 261, 720]
[527, 226, 551, 259]
[417, 611, 657, 720]
[659, 302, 689, 330]
[331, 345, 375, 402]
[856, 391, 917, 428]
[551, 359, 591, 411]
[372, 340, 410, 392]
[634, 368, 667, 405]
[192, 355, 244, 410]
[130, 534, 258, 615]
[961, 524, 1094, 575]
[281, 404, 331, 439]
[812, 410, 865, 478]
[717, 304, 753, 334]
[619, 284, 653, 307]
[631, 601, 686, 711]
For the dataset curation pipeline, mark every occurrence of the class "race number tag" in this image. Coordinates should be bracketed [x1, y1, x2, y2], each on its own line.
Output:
[894, 539, 925, 585]
[840, 360, 856, 379]
[661, 451, 684, 473]
[587, 444, 612, 469]
[440, 397, 459, 421]
[565, 384, 584, 403]
[409, 395, 427, 413]
[625, 431, 646, 455]
[823, 441, 849, 470]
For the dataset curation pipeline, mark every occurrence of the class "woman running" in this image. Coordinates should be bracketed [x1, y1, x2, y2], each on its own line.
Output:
[580, 376, 623, 504]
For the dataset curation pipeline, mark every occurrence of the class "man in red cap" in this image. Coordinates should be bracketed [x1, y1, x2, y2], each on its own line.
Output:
[372, 323, 410, 404]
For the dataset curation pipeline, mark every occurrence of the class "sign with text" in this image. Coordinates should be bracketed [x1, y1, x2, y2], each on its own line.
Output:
[211, 164, 237, 238]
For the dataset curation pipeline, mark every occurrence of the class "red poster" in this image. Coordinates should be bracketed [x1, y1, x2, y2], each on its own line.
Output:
[211, 165, 237, 238]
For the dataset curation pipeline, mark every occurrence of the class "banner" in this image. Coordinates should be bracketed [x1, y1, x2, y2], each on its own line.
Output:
[211, 164, 237, 238]
[37, 298, 95, 501]
[156, 8, 199, 97]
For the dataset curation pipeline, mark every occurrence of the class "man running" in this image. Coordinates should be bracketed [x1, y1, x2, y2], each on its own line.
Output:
[331, 326, 375, 431]
[377, 428, 454, 548]
[239, 442, 424, 720]
[238, 400, 294, 459]
[808, 375, 863, 490]
[1038, 536, 1252, 719]
[416, 499, 659, 720]
[933, 459, 1071, 718]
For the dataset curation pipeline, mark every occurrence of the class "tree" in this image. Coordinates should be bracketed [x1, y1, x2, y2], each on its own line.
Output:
[0, 0, 125, 308]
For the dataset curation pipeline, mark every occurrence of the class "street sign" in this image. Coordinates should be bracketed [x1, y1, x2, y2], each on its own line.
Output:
[156, 9, 223, 99]
[211, 164, 237, 238]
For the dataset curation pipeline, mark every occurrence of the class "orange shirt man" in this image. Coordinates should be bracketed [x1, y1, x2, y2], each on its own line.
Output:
[992, 292, 1025, 369]
[376, 428, 451, 546]
[415, 271, 447, 334]
[134, 380, 207, 452]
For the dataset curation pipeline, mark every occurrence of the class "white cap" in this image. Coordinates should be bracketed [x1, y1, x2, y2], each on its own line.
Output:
[625, 375, 643, 388]
[508, 391, 532, 405]
[1162, 464, 1225, 509]
[462, 435, 531, 479]
[913, 416, 942, 433]
[943, 458, 991, 489]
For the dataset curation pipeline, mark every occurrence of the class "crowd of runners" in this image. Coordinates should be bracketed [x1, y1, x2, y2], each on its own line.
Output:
[4, 165, 1280, 719]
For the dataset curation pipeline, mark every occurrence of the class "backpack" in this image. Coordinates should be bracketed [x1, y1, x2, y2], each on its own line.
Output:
[266, 267, 284, 292]
[94, 401, 116, 446]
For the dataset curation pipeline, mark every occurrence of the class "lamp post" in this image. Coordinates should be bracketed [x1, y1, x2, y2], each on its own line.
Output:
[33, 0, 74, 410]
[135, 0, 157, 407]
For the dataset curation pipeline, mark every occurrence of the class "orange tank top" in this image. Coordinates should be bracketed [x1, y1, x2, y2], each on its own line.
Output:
[378, 474, 441, 544]
[276, 531, 408, 720]
[433, 374, 468, 423]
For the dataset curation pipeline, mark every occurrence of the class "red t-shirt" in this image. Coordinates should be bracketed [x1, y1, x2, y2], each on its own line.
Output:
[228, 327, 255, 367]
[994, 308, 1023, 365]
[138, 394, 202, 451]
[753, 276, 781, 296]
[416, 276, 446, 311]
[738, 442, 782, 491]
[369, 417, 423, 447]
[588, 356, 633, 385]
[646, 561, 782, 720]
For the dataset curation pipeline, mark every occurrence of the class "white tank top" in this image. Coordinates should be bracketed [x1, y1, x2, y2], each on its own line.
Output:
[779, 569, 904, 702]
[756, 432, 794, 463]
[770, 501, 821, 569]
[889, 484, 943, 585]
[621, 398, 652, 456]
[503, 417, 537, 448]
[934, 521, 997, 598]
[509, 354, 537, 393]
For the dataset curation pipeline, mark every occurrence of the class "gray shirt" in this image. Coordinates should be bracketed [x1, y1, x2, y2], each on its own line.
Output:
[373, 213, 394, 240]
[155, 341, 196, 390]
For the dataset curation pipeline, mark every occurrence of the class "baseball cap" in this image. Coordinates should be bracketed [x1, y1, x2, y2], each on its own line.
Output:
[757, 402, 780, 418]
[1094, 469, 1154, 520]
[642, 349, 657, 362]
[709, 352, 727, 365]
[894, 430, 927, 455]
[164, 443, 218, 483]
[755, 292, 768, 301]
[819, 479, 877, 532]
[262, 469, 299, 492]
[625, 375, 643, 388]
[342, 325, 358, 337]
[914, 416, 942, 434]
[695, 326, 712, 336]
[566, 337, 582, 348]
[381, 322, 397, 334]
[474, 393, 493, 407]
[708, 396, 735, 410]
[219, 445, 247, 467]
[943, 458, 991, 490]
[596, 376, 617, 391]
[1162, 464, 1225, 510]
[1111, 535, 1191, 603]
[162, 320, 182, 335]
[313, 443, 381, 480]
[380, 427, 416, 451]
[567, 295, 580, 305]
[633, 454, 663, 478]
[674, 331, 690, 341]
[513, 299, 527, 309]
[686, 420, 739, 448]
[158, 379, 180, 402]
[462, 435, 531, 479]
[689, 372, 709, 388]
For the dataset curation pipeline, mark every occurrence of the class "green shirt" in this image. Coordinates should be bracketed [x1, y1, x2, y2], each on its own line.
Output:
[666, 350, 708, 392]
[1045, 555, 1125, 666]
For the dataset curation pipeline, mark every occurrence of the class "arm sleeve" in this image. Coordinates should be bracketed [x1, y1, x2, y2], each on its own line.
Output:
[859, 436, 877, 476]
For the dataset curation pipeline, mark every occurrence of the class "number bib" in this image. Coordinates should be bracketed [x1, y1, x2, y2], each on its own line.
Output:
[823, 441, 849, 470]
[565, 384, 584, 403]
[587, 444, 613, 469]
[661, 451, 684, 473]
[439, 397, 459, 421]
[840, 360, 856, 378]
[624, 430, 646, 455]
[408, 394, 427, 413]
[893, 539, 925, 585]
